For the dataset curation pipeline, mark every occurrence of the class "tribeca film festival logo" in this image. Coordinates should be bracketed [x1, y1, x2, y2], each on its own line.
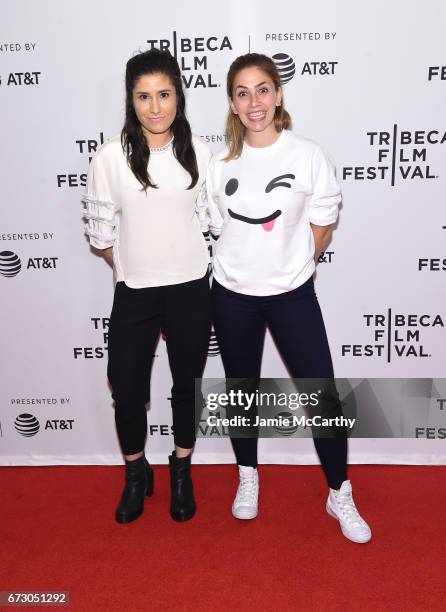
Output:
[416, 396, 446, 439]
[343, 126, 444, 185]
[57, 131, 105, 188]
[415, 397, 446, 440]
[146, 32, 233, 88]
[73, 317, 109, 359]
[341, 310, 444, 362]
[428, 66, 446, 81]
[73, 316, 215, 360]
[418, 225, 446, 272]
[198, 410, 228, 437]
[0, 251, 58, 278]
[146, 424, 173, 437]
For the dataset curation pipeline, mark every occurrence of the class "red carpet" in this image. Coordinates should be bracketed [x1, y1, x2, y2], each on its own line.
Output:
[1, 465, 444, 611]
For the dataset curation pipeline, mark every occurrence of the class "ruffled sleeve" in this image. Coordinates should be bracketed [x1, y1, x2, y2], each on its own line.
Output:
[203, 157, 224, 238]
[195, 180, 211, 235]
[82, 153, 118, 249]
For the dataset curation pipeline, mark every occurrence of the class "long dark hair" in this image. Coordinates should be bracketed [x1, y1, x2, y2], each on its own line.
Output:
[121, 49, 198, 190]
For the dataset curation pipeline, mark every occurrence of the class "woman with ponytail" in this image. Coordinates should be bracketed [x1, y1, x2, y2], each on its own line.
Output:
[205, 53, 372, 543]
[83, 49, 211, 524]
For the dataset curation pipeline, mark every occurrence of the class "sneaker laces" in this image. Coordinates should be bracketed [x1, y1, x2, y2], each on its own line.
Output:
[236, 473, 258, 505]
[334, 490, 366, 528]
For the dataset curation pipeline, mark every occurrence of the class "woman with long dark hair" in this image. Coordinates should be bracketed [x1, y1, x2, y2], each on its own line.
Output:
[205, 53, 372, 543]
[83, 49, 211, 524]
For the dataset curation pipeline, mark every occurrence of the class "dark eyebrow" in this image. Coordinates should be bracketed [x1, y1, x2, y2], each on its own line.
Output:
[235, 81, 269, 90]
[265, 174, 295, 193]
[134, 89, 172, 95]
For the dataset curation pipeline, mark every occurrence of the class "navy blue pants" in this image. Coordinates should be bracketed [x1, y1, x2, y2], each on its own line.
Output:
[211, 275, 347, 490]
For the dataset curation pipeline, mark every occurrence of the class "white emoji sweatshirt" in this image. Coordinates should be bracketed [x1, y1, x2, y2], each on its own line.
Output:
[203, 129, 341, 296]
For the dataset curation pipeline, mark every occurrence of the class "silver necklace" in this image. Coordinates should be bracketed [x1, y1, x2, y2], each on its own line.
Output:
[150, 136, 174, 153]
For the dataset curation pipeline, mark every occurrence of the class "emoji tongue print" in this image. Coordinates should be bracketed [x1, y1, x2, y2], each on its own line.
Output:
[225, 174, 295, 232]
[228, 208, 282, 232]
[261, 212, 281, 232]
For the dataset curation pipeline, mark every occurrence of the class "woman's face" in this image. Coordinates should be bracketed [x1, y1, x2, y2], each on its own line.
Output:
[132, 72, 177, 144]
[230, 66, 282, 135]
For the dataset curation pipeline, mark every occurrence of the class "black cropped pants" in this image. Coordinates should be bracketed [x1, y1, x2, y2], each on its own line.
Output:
[108, 273, 211, 455]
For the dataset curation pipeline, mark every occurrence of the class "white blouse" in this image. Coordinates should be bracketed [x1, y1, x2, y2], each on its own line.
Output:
[204, 129, 341, 296]
[82, 134, 211, 288]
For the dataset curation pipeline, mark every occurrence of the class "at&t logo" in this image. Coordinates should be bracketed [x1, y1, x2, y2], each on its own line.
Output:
[273, 411, 299, 436]
[272, 54, 296, 83]
[14, 414, 75, 436]
[208, 329, 220, 357]
[15, 413, 40, 437]
[272, 53, 338, 84]
[0, 251, 21, 277]
[0, 71, 41, 86]
[0, 250, 58, 277]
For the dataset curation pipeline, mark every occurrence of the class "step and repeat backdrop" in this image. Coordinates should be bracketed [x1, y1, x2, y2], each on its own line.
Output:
[1, 0, 445, 465]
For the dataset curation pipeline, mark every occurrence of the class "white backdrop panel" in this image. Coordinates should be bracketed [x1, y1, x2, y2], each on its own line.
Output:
[1, 0, 445, 464]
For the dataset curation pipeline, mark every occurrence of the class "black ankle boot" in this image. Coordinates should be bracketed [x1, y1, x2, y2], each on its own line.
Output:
[168, 451, 196, 522]
[115, 455, 154, 524]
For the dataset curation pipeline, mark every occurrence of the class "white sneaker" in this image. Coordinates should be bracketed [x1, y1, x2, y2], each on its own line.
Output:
[326, 480, 372, 543]
[232, 465, 259, 520]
